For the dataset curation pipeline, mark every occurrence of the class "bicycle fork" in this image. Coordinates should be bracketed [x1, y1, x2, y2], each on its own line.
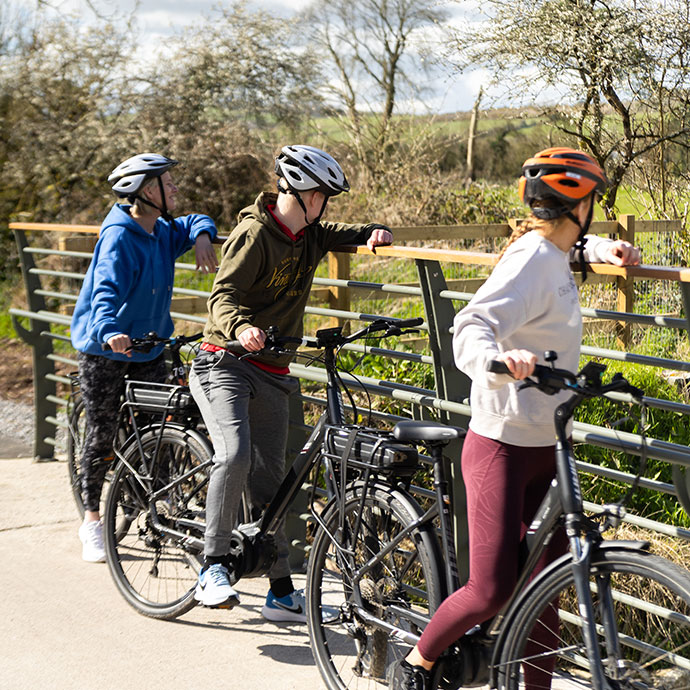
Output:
[556, 417, 615, 690]
[566, 529, 611, 690]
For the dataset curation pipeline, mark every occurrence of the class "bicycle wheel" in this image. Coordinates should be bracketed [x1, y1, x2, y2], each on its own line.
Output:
[66, 395, 87, 516]
[498, 548, 690, 690]
[306, 481, 444, 690]
[104, 425, 211, 619]
[67, 394, 128, 518]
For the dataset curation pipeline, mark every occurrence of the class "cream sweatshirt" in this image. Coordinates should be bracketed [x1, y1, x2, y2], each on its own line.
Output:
[452, 232, 612, 447]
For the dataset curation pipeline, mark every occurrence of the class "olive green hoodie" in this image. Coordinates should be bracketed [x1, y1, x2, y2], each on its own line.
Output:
[203, 192, 380, 367]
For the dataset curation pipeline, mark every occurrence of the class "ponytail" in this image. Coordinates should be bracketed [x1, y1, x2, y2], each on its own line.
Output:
[499, 199, 570, 261]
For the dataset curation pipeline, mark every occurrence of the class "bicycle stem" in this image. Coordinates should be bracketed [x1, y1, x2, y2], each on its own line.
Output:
[324, 347, 346, 425]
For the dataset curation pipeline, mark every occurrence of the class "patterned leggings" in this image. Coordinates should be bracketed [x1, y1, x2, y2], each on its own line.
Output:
[77, 351, 167, 512]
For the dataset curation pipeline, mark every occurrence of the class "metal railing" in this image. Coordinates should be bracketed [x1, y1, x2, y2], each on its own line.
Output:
[7, 223, 690, 579]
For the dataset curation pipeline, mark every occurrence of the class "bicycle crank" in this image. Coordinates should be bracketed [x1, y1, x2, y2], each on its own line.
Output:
[226, 522, 277, 581]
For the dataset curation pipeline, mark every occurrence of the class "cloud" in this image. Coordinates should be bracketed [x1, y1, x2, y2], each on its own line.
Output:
[20, 0, 497, 112]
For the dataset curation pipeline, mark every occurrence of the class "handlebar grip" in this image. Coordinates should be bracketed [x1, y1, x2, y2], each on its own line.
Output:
[224, 341, 248, 355]
[101, 343, 112, 352]
[487, 360, 511, 375]
[395, 317, 424, 329]
[627, 383, 645, 399]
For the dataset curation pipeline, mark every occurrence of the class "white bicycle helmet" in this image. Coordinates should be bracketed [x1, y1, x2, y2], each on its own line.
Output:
[108, 153, 178, 197]
[275, 145, 349, 197]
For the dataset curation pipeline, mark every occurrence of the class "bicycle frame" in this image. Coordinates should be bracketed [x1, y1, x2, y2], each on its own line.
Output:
[487, 387, 648, 690]
[315, 379, 640, 690]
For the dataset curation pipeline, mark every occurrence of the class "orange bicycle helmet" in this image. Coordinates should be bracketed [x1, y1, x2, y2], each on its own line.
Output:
[518, 147, 608, 282]
[519, 147, 607, 217]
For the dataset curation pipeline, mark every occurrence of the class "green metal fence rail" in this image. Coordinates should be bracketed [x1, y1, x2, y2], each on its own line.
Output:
[7, 222, 690, 579]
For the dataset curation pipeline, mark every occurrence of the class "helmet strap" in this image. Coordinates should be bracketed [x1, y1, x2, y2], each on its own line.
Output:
[130, 177, 172, 222]
[276, 179, 328, 228]
[565, 198, 595, 283]
[156, 176, 173, 221]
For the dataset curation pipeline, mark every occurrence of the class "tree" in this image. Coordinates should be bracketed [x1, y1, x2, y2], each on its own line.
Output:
[0, 14, 136, 223]
[302, 0, 448, 185]
[133, 1, 324, 226]
[451, 0, 690, 217]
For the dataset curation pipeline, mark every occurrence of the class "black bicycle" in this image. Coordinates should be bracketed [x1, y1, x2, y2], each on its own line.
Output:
[66, 331, 203, 517]
[101, 317, 431, 619]
[306, 355, 690, 690]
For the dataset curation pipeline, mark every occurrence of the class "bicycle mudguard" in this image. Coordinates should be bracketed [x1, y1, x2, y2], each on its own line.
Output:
[488, 538, 650, 688]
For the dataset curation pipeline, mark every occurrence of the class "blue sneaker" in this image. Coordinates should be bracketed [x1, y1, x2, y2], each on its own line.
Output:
[194, 563, 240, 609]
[261, 588, 307, 623]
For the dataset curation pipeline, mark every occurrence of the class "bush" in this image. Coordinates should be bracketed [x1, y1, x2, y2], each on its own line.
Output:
[575, 360, 690, 528]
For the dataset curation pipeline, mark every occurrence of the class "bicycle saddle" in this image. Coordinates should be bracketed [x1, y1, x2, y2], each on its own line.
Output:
[393, 420, 466, 443]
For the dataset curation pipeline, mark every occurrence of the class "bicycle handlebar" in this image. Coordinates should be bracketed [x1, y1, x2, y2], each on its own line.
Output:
[223, 317, 424, 359]
[487, 356, 644, 400]
[101, 331, 203, 354]
[329, 317, 424, 347]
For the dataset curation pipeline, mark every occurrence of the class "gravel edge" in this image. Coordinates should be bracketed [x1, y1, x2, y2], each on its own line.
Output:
[0, 398, 35, 446]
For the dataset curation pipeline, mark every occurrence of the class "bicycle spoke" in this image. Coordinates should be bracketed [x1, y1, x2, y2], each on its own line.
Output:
[104, 426, 209, 619]
[307, 485, 443, 689]
[499, 551, 690, 690]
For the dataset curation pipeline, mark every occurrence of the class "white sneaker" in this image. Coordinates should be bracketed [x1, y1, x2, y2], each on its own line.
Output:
[194, 563, 241, 608]
[261, 588, 307, 623]
[261, 588, 339, 624]
[79, 519, 105, 563]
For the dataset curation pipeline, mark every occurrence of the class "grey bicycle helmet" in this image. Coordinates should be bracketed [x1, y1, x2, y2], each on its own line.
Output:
[275, 145, 350, 197]
[108, 153, 178, 220]
[274, 145, 349, 227]
[108, 153, 178, 196]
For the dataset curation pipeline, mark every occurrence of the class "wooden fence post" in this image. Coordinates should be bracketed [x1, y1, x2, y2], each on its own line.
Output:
[616, 214, 636, 348]
[328, 252, 350, 328]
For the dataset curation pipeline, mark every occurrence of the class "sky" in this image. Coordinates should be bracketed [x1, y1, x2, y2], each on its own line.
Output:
[31, 0, 491, 113]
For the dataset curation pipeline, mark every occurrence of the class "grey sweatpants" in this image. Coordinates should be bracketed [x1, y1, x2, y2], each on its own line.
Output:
[189, 349, 298, 579]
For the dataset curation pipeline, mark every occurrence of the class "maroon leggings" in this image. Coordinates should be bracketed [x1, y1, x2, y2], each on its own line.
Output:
[417, 430, 567, 687]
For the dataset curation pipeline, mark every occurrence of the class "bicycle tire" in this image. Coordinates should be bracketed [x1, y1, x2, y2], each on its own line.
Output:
[103, 425, 212, 619]
[67, 394, 128, 518]
[306, 481, 444, 690]
[66, 395, 87, 517]
[498, 548, 690, 690]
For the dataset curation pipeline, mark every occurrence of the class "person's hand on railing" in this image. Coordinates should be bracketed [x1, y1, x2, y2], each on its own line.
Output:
[194, 232, 218, 273]
[366, 224, 393, 253]
[603, 240, 641, 267]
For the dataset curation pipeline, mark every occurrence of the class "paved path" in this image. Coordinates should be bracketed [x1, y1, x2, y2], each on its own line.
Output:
[0, 455, 326, 690]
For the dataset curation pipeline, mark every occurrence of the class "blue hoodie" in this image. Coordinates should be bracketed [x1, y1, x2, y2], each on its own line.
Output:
[71, 203, 217, 362]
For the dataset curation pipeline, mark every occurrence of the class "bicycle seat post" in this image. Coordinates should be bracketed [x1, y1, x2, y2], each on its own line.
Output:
[429, 441, 461, 593]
